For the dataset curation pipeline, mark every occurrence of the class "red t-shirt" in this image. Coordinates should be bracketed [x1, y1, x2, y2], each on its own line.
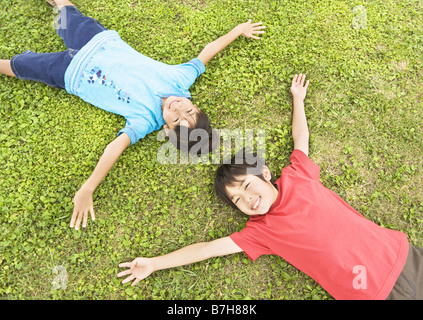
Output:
[229, 149, 409, 300]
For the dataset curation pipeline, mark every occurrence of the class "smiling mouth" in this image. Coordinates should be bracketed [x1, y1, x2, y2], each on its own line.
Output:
[251, 197, 261, 210]
[168, 99, 179, 110]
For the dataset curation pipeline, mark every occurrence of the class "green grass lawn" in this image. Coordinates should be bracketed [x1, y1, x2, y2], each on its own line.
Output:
[0, 0, 422, 300]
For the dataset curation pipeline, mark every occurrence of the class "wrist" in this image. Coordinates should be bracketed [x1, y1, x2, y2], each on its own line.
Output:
[80, 181, 96, 193]
[293, 96, 305, 103]
[233, 25, 243, 37]
[150, 257, 162, 272]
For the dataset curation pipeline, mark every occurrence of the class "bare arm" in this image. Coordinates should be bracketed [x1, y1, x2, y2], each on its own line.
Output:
[70, 133, 131, 230]
[197, 20, 265, 66]
[151, 237, 242, 270]
[290, 74, 310, 156]
[117, 237, 243, 286]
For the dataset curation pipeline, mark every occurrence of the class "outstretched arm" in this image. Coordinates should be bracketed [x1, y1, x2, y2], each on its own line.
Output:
[197, 20, 265, 66]
[290, 74, 310, 156]
[117, 237, 242, 286]
[70, 133, 131, 230]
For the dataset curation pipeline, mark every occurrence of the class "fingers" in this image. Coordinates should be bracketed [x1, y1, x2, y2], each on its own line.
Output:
[300, 73, 305, 86]
[243, 20, 266, 39]
[70, 206, 84, 230]
[82, 210, 88, 229]
[304, 80, 310, 90]
[121, 274, 135, 284]
[117, 260, 147, 286]
[117, 271, 142, 286]
[70, 197, 95, 230]
[292, 73, 309, 87]
[117, 261, 136, 281]
[131, 278, 141, 287]
[118, 274, 141, 286]
[72, 209, 86, 230]
[250, 22, 265, 31]
[90, 205, 95, 222]
[70, 208, 92, 230]
[253, 26, 266, 31]
[117, 269, 132, 278]
[118, 262, 132, 269]
[251, 23, 265, 39]
[70, 208, 77, 229]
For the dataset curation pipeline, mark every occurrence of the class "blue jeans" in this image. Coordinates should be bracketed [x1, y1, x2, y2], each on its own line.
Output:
[10, 6, 107, 89]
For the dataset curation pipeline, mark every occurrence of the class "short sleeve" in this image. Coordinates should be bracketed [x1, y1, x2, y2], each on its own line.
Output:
[287, 149, 320, 180]
[173, 58, 206, 90]
[229, 225, 273, 261]
[118, 116, 154, 145]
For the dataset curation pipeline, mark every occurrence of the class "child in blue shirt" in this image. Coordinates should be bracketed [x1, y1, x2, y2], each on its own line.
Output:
[0, 0, 265, 230]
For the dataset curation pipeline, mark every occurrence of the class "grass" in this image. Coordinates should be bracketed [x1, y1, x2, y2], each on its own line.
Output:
[0, 0, 422, 300]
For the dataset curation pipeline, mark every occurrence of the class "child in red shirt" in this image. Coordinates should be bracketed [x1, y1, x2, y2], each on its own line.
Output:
[226, 148, 408, 299]
[117, 74, 422, 300]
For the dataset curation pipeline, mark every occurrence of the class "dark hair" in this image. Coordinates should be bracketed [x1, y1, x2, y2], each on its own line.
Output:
[168, 110, 218, 155]
[214, 149, 271, 210]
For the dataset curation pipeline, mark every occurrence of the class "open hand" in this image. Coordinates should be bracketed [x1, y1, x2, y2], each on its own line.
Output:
[290, 73, 310, 101]
[237, 20, 266, 39]
[117, 258, 155, 286]
[70, 186, 95, 230]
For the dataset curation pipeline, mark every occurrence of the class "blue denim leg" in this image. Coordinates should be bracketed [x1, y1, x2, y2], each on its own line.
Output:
[10, 49, 78, 89]
[10, 6, 108, 89]
[56, 6, 107, 50]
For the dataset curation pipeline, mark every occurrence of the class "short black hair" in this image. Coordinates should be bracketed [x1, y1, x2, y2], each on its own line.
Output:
[168, 110, 218, 155]
[214, 149, 271, 210]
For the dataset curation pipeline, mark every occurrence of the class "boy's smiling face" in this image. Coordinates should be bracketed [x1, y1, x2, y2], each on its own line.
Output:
[225, 166, 279, 216]
[162, 96, 200, 130]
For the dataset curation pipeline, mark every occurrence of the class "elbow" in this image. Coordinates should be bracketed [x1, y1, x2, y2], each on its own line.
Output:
[105, 141, 119, 154]
[106, 136, 129, 155]
[292, 131, 309, 144]
[102, 142, 124, 160]
[198, 241, 215, 259]
[293, 132, 309, 155]
[196, 240, 224, 260]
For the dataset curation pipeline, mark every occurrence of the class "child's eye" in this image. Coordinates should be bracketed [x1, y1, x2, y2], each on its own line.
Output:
[174, 118, 179, 123]
[187, 109, 192, 113]
[235, 198, 240, 204]
[245, 182, 250, 190]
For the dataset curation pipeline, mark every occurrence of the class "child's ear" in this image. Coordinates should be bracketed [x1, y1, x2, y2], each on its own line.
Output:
[163, 124, 169, 137]
[262, 166, 272, 181]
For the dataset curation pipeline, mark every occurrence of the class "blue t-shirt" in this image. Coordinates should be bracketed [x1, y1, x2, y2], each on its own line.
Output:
[64, 30, 205, 145]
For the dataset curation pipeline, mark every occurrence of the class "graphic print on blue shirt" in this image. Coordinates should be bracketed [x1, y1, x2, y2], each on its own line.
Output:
[84, 67, 131, 104]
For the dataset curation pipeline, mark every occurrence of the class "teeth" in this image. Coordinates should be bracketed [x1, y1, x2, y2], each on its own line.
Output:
[252, 197, 260, 210]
